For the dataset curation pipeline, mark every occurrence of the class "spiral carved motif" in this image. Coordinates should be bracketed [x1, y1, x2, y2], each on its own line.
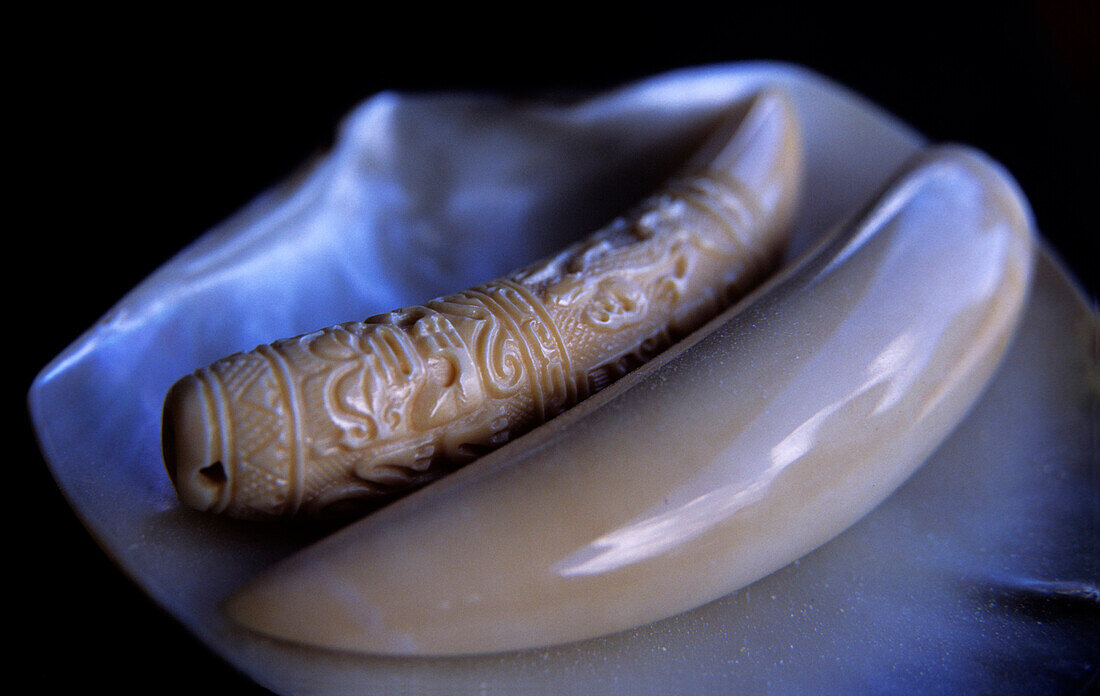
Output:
[162, 92, 801, 518]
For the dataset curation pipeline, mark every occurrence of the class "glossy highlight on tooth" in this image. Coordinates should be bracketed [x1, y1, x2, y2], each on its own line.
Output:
[161, 89, 804, 519]
[223, 145, 1035, 656]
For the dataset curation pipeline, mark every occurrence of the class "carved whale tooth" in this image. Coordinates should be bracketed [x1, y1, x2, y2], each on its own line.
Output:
[223, 145, 1035, 656]
[161, 88, 803, 519]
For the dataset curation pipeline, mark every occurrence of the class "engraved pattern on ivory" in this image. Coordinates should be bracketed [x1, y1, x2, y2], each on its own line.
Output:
[162, 90, 801, 518]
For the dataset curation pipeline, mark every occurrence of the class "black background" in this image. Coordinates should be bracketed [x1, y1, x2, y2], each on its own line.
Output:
[18, 3, 1096, 694]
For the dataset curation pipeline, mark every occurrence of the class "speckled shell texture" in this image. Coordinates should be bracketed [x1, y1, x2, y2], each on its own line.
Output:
[30, 63, 1098, 695]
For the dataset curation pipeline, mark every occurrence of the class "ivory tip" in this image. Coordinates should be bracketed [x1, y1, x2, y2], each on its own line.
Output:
[162, 373, 226, 514]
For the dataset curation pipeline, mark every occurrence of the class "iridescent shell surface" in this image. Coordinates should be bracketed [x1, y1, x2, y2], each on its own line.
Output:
[29, 63, 1098, 695]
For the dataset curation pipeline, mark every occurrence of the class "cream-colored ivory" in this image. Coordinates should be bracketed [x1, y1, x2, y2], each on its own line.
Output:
[223, 146, 1035, 655]
[162, 90, 803, 518]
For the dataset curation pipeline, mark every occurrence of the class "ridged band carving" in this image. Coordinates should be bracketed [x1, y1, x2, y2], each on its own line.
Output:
[194, 164, 780, 517]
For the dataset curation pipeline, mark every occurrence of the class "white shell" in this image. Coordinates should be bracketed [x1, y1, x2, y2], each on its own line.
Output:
[29, 63, 1098, 694]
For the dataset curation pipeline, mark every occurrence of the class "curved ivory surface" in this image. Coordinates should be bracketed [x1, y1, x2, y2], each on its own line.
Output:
[162, 90, 802, 519]
[224, 145, 1035, 655]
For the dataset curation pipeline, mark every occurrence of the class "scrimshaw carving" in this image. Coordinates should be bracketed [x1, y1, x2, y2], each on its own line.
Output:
[164, 93, 800, 518]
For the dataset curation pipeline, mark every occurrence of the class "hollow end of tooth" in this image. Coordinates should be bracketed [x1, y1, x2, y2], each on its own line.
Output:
[162, 373, 226, 513]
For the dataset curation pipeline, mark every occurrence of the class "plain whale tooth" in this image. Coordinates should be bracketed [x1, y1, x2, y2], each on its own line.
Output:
[223, 144, 1035, 656]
